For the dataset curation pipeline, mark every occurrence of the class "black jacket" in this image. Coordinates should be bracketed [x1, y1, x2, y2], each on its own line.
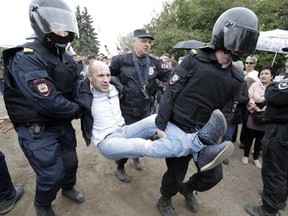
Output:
[264, 77, 288, 123]
[156, 48, 244, 132]
[110, 52, 171, 119]
[3, 40, 80, 124]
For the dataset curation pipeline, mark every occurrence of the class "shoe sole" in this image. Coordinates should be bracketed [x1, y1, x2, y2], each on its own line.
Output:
[200, 141, 235, 172]
[214, 109, 227, 144]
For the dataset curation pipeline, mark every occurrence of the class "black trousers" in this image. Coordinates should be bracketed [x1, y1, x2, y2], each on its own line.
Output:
[0, 151, 15, 202]
[261, 123, 288, 211]
[160, 155, 223, 198]
[17, 122, 78, 207]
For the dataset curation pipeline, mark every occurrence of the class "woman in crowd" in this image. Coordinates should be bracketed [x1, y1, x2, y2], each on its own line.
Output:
[242, 67, 275, 168]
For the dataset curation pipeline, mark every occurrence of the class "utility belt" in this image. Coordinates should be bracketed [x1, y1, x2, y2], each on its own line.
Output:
[16, 120, 70, 139]
[17, 123, 45, 139]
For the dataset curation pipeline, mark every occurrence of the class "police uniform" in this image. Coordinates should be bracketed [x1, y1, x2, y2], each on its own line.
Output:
[155, 48, 243, 198]
[110, 51, 171, 168]
[260, 77, 288, 212]
[3, 40, 82, 207]
[0, 152, 16, 202]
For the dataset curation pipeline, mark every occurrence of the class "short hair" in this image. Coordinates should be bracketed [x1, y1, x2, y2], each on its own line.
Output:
[258, 66, 276, 79]
[246, 55, 257, 65]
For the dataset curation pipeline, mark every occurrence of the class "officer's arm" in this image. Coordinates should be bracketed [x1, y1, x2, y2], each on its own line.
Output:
[156, 55, 191, 130]
[265, 79, 288, 106]
[10, 53, 80, 119]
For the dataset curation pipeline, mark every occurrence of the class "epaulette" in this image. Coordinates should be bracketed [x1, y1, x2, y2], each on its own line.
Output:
[148, 53, 160, 60]
[190, 49, 197, 55]
[23, 47, 34, 53]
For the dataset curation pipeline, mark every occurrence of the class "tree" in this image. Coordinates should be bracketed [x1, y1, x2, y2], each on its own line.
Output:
[71, 6, 100, 56]
[119, 0, 287, 69]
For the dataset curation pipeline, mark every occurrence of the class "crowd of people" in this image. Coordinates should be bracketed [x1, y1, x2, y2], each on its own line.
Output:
[0, 0, 287, 216]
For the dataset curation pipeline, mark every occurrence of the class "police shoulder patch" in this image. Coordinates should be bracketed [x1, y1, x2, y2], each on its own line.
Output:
[278, 78, 288, 90]
[24, 48, 34, 53]
[33, 79, 51, 97]
[170, 73, 180, 85]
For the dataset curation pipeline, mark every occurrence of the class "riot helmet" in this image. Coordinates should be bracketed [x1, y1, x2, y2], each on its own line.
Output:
[29, 0, 79, 54]
[211, 7, 259, 56]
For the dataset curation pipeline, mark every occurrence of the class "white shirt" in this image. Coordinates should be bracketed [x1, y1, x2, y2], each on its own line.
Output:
[245, 70, 259, 81]
[90, 84, 125, 146]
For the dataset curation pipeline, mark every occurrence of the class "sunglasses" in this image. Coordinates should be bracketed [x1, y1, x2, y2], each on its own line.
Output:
[245, 62, 255, 64]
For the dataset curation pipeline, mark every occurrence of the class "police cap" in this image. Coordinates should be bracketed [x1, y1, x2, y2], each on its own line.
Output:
[133, 29, 154, 40]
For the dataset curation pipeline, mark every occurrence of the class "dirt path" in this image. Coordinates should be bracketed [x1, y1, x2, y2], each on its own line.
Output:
[0, 95, 286, 216]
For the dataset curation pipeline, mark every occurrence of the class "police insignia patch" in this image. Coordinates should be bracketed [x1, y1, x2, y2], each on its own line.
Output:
[149, 67, 154, 75]
[170, 74, 179, 85]
[278, 78, 288, 90]
[33, 79, 51, 97]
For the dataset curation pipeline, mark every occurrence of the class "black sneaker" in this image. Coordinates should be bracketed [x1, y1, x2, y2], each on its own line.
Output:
[132, 158, 142, 171]
[179, 183, 199, 213]
[156, 197, 178, 216]
[114, 169, 132, 183]
[0, 184, 24, 214]
[245, 204, 278, 216]
[197, 109, 227, 144]
[61, 188, 85, 203]
[35, 206, 55, 216]
[197, 141, 234, 172]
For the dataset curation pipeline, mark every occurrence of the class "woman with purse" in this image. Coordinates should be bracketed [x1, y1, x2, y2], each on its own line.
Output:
[242, 67, 275, 168]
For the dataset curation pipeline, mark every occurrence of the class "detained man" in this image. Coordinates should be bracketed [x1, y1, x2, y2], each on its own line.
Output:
[74, 60, 235, 172]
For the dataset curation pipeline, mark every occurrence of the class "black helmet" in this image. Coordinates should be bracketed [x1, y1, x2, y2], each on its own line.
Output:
[211, 7, 259, 55]
[29, 0, 79, 53]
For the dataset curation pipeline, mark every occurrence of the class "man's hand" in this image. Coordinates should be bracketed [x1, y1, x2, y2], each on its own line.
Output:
[0, 116, 14, 134]
[157, 128, 166, 138]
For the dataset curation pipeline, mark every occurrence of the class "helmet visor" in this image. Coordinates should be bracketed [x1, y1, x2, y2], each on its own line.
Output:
[33, 7, 79, 36]
[224, 23, 259, 54]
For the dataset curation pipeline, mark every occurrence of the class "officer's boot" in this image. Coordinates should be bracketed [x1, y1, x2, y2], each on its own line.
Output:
[114, 168, 132, 183]
[35, 205, 55, 216]
[132, 158, 142, 171]
[245, 204, 279, 216]
[156, 196, 178, 216]
[179, 182, 199, 213]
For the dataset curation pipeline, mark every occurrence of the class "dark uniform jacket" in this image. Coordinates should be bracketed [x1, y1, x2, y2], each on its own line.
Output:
[3, 40, 81, 124]
[73, 77, 123, 146]
[263, 77, 288, 123]
[109, 52, 171, 120]
[156, 48, 244, 133]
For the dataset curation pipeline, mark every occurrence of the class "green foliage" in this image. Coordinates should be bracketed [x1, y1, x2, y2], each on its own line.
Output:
[71, 6, 100, 56]
[119, 0, 288, 68]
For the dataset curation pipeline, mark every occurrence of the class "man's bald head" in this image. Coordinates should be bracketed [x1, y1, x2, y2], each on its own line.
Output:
[88, 61, 111, 93]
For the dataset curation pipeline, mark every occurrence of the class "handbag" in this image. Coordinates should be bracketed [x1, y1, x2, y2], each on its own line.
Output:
[252, 111, 266, 125]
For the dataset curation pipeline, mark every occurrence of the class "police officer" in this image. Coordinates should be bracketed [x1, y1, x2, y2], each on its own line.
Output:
[109, 29, 171, 183]
[245, 69, 288, 215]
[155, 7, 259, 216]
[3, 0, 84, 215]
[0, 151, 24, 214]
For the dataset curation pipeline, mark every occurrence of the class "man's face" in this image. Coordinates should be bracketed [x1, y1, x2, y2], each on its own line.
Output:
[133, 37, 153, 57]
[88, 64, 111, 93]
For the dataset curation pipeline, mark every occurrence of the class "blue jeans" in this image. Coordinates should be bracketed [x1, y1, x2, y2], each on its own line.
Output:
[98, 114, 205, 160]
